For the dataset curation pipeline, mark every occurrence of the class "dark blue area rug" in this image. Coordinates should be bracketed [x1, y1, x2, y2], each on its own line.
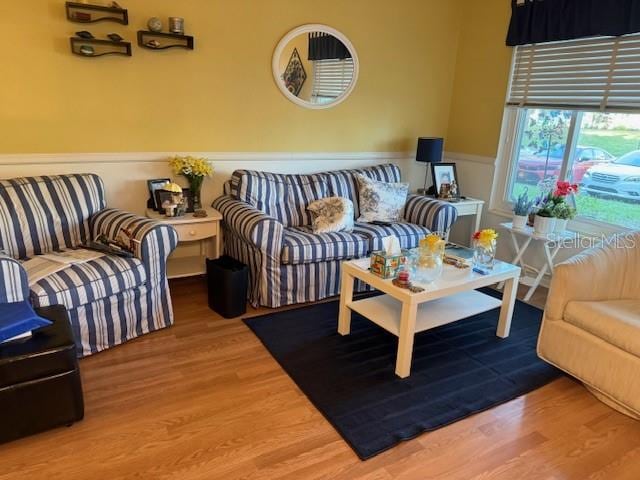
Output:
[244, 288, 561, 460]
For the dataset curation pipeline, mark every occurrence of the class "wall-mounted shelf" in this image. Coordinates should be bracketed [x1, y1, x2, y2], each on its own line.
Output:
[70, 37, 132, 57]
[65, 2, 128, 24]
[137, 31, 194, 50]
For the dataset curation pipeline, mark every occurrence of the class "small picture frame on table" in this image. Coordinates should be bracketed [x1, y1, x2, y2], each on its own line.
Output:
[182, 188, 195, 213]
[147, 178, 170, 212]
[154, 190, 174, 215]
[431, 163, 460, 199]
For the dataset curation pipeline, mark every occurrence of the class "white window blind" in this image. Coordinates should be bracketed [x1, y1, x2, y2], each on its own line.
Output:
[507, 34, 640, 111]
[312, 58, 354, 101]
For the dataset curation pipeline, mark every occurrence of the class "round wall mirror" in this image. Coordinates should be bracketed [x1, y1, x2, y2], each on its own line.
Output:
[272, 24, 359, 109]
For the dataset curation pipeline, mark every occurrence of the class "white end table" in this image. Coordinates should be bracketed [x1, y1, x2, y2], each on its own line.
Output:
[146, 207, 222, 278]
[424, 196, 484, 243]
[498, 222, 578, 302]
[338, 258, 521, 378]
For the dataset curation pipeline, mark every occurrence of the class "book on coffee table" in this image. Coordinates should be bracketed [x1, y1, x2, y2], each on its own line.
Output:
[445, 244, 475, 265]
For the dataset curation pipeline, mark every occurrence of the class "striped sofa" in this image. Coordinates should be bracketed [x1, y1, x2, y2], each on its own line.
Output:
[213, 164, 458, 308]
[0, 174, 178, 357]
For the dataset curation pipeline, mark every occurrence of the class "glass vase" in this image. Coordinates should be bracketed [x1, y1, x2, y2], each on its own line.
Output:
[187, 175, 203, 211]
[473, 239, 496, 270]
[407, 246, 444, 285]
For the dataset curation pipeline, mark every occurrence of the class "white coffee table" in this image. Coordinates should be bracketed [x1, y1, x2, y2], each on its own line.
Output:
[338, 259, 521, 378]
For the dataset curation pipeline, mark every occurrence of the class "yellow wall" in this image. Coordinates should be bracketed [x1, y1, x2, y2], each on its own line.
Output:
[0, 0, 462, 154]
[446, 0, 512, 158]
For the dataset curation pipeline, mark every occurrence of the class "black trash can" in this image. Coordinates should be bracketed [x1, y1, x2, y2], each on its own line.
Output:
[206, 256, 249, 318]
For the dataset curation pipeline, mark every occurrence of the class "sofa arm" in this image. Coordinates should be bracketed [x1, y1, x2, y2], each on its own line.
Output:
[545, 234, 637, 320]
[212, 196, 284, 251]
[90, 209, 178, 282]
[403, 195, 458, 233]
[0, 253, 29, 303]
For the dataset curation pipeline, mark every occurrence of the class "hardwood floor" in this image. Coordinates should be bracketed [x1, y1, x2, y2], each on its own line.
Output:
[1, 278, 639, 479]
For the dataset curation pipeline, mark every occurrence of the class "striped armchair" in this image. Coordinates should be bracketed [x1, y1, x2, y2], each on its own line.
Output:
[213, 164, 458, 308]
[0, 174, 178, 357]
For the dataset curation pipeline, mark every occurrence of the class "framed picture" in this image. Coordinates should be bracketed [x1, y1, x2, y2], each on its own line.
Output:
[147, 178, 170, 211]
[431, 163, 460, 199]
[154, 190, 174, 214]
[182, 187, 195, 213]
[282, 48, 307, 97]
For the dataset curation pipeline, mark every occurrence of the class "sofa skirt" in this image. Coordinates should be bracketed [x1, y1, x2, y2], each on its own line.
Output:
[538, 316, 640, 418]
[68, 281, 174, 357]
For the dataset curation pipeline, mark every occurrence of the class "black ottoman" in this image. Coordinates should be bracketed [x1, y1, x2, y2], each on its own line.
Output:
[0, 305, 84, 444]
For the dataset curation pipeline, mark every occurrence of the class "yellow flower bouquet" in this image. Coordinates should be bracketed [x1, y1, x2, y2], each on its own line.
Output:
[472, 228, 498, 248]
[168, 156, 213, 210]
[472, 228, 498, 270]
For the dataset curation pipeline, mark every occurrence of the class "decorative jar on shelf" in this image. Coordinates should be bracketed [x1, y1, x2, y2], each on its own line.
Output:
[472, 228, 498, 270]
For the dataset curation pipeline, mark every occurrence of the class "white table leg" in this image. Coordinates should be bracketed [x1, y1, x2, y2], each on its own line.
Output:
[511, 235, 532, 268]
[395, 302, 418, 378]
[523, 241, 562, 302]
[474, 203, 483, 233]
[497, 274, 518, 338]
[338, 269, 355, 335]
[498, 233, 531, 289]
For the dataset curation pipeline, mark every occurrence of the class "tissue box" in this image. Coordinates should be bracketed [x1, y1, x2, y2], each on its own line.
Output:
[370, 250, 405, 279]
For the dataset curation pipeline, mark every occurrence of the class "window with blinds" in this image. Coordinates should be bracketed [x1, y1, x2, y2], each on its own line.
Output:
[311, 58, 354, 104]
[507, 34, 640, 111]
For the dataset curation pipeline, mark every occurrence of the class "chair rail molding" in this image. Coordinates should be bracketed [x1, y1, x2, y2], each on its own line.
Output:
[0, 151, 412, 166]
[444, 151, 497, 165]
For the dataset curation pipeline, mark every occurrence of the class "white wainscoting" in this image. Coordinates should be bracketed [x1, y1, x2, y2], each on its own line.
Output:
[0, 151, 431, 215]
[0, 150, 578, 283]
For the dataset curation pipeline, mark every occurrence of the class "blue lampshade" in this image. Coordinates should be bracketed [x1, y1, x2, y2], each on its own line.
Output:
[416, 137, 444, 163]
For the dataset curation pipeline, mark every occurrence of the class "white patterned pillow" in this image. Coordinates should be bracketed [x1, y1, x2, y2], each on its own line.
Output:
[356, 174, 409, 223]
[307, 197, 354, 233]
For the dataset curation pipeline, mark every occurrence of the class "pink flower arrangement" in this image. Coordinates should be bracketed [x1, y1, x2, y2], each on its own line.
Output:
[553, 181, 579, 198]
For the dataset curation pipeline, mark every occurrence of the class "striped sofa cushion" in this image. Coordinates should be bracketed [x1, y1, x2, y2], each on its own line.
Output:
[322, 164, 402, 219]
[29, 254, 147, 309]
[0, 174, 106, 260]
[353, 221, 430, 251]
[281, 226, 369, 265]
[230, 170, 328, 227]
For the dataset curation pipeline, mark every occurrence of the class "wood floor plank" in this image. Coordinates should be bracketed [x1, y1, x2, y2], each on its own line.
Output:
[1, 277, 639, 480]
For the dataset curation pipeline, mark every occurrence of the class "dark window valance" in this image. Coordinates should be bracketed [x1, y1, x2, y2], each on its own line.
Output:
[506, 0, 640, 46]
[308, 32, 352, 60]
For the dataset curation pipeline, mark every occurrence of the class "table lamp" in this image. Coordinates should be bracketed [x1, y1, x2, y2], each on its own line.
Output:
[416, 137, 443, 195]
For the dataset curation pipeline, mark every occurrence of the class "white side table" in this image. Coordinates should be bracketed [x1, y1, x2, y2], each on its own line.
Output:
[146, 207, 222, 279]
[498, 222, 578, 302]
[426, 196, 484, 243]
[449, 197, 484, 233]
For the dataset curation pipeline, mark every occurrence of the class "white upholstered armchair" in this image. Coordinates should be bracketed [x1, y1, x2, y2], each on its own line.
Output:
[537, 231, 640, 418]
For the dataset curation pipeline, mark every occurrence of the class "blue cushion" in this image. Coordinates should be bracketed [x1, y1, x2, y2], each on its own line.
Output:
[0, 301, 52, 342]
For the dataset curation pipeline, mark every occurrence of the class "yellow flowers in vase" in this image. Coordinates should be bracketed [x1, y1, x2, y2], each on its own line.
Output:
[411, 233, 445, 284]
[472, 228, 498, 271]
[168, 156, 213, 211]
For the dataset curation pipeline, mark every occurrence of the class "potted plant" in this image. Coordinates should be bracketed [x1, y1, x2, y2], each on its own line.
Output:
[512, 189, 534, 230]
[533, 201, 556, 235]
[552, 202, 576, 233]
